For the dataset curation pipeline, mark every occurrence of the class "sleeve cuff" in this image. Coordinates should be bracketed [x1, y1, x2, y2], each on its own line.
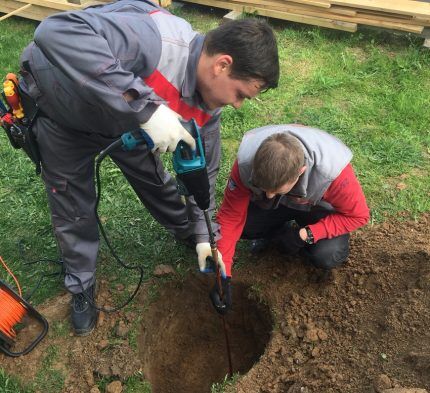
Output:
[307, 222, 327, 243]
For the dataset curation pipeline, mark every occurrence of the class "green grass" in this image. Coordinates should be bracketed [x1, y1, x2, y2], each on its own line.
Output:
[0, 368, 32, 393]
[33, 345, 65, 392]
[211, 373, 240, 392]
[1, 5, 430, 392]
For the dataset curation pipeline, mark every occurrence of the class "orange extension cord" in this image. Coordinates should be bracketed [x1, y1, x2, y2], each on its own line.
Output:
[0, 256, 26, 341]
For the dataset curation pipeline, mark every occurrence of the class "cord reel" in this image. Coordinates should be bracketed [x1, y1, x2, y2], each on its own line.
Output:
[0, 257, 48, 357]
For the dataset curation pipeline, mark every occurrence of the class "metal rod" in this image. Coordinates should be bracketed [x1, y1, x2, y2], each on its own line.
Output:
[203, 210, 233, 377]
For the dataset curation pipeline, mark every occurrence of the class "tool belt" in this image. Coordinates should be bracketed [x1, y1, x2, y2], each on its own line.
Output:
[1, 79, 41, 175]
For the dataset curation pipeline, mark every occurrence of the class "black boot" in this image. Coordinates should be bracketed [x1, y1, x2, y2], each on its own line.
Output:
[249, 238, 270, 254]
[71, 283, 98, 336]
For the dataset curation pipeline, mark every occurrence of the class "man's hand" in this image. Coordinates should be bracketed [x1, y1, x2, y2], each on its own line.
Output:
[209, 276, 232, 315]
[276, 221, 307, 255]
[140, 104, 196, 153]
[196, 242, 226, 277]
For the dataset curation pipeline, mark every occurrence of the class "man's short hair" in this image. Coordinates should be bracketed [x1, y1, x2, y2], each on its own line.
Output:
[203, 18, 279, 90]
[252, 133, 305, 191]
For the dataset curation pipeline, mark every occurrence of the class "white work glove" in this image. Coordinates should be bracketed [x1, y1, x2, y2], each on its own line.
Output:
[196, 242, 226, 278]
[140, 104, 196, 153]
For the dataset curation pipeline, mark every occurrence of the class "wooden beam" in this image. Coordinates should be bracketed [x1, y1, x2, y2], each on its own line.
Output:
[357, 11, 428, 27]
[0, 2, 31, 20]
[231, 0, 357, 16]
[184, 0, 357, 31]
[157, 0, 171, 7]
[281, 0, 331, 9]
[13, 0, 81, 11]
[359, 8, 412, 20]
[0, 0, 58, 20]
[330, 0, 430, 19]
[223, 9, 242, 21]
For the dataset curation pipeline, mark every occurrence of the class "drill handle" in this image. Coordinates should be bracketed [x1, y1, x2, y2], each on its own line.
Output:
[121, 129, 154, 151]
[172, 119, 206, 174]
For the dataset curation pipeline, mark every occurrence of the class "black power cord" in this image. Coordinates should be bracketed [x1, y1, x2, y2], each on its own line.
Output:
[76, 138, 144, 313]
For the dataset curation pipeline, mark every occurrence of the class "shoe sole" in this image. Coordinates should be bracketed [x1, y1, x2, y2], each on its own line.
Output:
[73, 311, 99, 336]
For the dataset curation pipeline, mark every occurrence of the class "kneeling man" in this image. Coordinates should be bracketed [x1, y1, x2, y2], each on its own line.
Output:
[199, 124, 370, 314]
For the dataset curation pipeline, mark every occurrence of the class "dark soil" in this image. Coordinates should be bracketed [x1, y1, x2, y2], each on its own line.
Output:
[0, 215, 429, 393]
[139, 275, 272, 393]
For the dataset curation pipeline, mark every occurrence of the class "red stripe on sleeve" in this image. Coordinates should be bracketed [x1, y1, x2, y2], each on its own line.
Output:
[216, 161, 252, 276]
[144, 70, 212, 127]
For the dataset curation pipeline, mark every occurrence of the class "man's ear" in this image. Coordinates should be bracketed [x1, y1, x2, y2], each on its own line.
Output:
[299, 165, 307, 176]
[213, 54, 233, 76]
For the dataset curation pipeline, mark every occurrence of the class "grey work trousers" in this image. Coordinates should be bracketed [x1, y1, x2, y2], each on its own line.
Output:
[33, 116, 191, 293]
[242, 202, 350, 270]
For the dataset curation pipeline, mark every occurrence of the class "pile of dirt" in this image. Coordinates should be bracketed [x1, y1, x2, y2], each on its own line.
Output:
[0, 215, 428, 393]
[231, 215, 430, 393]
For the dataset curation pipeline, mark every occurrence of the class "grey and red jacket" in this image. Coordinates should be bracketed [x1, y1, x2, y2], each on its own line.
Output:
[216, 125, 370, 276]
[19, 0, 221, 242]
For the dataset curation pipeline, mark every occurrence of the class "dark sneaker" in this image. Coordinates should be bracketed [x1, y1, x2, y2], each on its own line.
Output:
[249, 238, 270, 254]
[71, 284, 98, 336]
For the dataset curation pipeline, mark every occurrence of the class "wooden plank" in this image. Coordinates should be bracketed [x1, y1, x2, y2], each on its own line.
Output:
[183, 0, 357, 31]
[13, 0, 82, 11]
[339, 12, 424, 32]
[414, 17, 430, 25]
[357, 11, 429, 27]
[274, 4, 425, 31]
[221, 0, 426, 31]
[281, 0, 331, 9]
[359, 8, 412, 20]
[0, 2, 31, 19]
[231, 0, 357, 16]
[157, 0, 171, 7]
[223, 9, 242, 21]
[330, 0, 430, 19]
[330, 5, 357, 16]
[244, 6, 358, 30]
[0, 0, 58, 20]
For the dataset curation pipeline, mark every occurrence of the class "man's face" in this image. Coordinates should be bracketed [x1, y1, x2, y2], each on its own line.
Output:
[264, 180, 298, 200]
[197, 53, 264, 110]
[200, 74, 263, 110]
[263, 166, 306, 199]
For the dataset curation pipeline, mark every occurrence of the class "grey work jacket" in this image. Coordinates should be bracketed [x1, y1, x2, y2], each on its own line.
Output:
[19, 0, 221, 242]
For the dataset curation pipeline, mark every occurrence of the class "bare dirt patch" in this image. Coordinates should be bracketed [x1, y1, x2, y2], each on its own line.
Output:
[1, 215, 429, 393]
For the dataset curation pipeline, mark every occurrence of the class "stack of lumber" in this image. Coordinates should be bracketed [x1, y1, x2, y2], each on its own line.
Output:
[0, 0, 83, 22]
[183, 0, 430, 34]
[0, 0, 171, 22]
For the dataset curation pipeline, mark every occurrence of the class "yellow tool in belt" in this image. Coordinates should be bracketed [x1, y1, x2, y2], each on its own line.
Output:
[3, 73, 24, 119]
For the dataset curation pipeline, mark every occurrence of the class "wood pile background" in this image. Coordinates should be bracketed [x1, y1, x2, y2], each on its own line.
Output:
[1, 0, 429, 41]
[183, 0, 430, 35]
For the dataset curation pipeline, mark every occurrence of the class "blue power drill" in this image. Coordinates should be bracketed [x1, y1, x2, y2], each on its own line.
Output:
[120, 119, 210, 210]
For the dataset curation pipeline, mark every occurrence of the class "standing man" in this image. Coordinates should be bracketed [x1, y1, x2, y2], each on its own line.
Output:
[19, 0, 279, 335]
[202, 125, 369, 314]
